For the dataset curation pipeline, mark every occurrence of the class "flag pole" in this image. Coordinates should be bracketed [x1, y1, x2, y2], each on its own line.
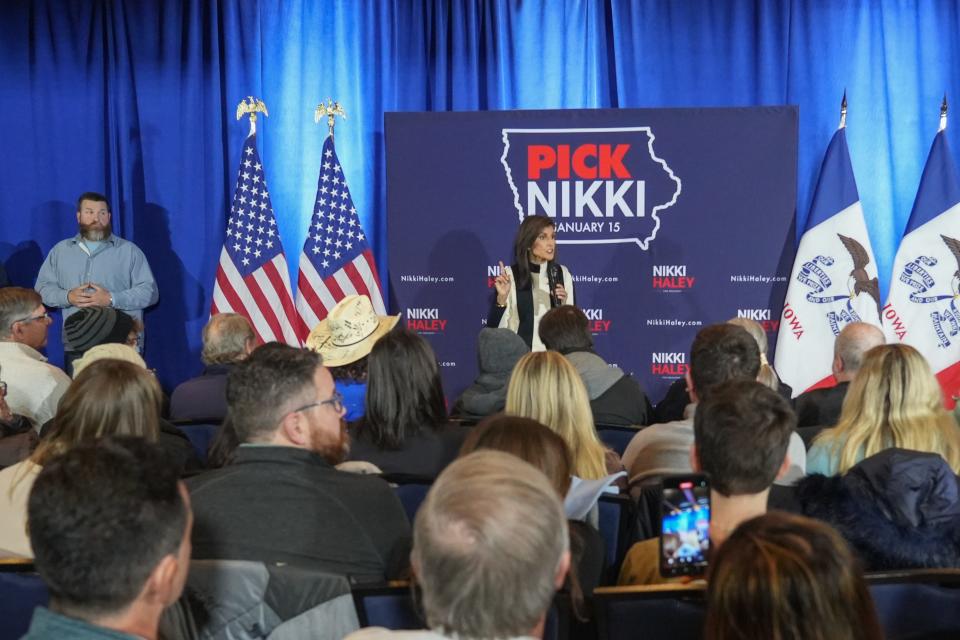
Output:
[940, 94, 948, 132]
[314, 98, 347, 139]
[838, 90, 847, 130]
[236, 96, 269, 137]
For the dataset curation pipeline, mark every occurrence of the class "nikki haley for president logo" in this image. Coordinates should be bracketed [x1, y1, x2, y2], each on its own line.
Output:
[500, 127, 682, 250]
[407, 308, 447, 333]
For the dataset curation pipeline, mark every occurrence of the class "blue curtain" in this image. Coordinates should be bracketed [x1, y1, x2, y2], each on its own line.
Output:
[2, 0, 959, 389]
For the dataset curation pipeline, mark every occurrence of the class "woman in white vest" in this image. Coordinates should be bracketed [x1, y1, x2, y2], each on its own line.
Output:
[487, 215, 574, 351]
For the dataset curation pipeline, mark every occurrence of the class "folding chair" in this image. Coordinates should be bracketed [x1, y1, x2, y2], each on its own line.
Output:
[382, 474, 434, 523]
[595, 424, 640, 458]
[593, 584, 706, 640]
[597, 494, 635, 584]
[0, 559, 48, 640]
[866, 569, 960, 639]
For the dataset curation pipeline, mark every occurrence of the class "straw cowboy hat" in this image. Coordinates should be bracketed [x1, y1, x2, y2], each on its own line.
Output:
[306, 295, 400, 367]
[72, 343, 147, 378]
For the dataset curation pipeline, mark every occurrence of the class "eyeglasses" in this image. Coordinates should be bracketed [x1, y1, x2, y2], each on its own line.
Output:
[292, 390, 345, 415]
[10, 312, 50, 328]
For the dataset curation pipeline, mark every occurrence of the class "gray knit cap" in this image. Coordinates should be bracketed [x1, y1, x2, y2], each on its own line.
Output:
[64, 307, 134, 353]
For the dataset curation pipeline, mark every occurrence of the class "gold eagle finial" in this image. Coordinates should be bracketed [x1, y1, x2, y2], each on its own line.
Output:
[314, 99, 347, 138]
[236, 96, 269, 136]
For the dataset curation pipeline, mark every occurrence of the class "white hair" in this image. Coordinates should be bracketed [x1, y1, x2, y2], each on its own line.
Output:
[412, 451, 568, 639]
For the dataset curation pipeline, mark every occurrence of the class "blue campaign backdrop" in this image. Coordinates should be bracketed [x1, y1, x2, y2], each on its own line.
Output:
[387, 107, 797, 400]
[2, 0, 960, 394]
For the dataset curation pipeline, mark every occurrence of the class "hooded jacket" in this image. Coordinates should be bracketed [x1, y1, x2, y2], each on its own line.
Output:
[452, 328, 529, 420]
[796, 448, 960, 571]
[565, 350, 649, 427]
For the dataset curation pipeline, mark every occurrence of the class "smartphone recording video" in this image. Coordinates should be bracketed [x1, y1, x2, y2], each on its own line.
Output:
[659, 473, 710, 578]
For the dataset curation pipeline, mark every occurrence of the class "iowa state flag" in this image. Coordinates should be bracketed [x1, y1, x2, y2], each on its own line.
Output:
[775, 128, 882, 396]
[883, 129, 960, 407]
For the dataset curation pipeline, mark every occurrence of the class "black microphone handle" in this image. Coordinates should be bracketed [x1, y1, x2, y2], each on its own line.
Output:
[548, 262, 561, 308]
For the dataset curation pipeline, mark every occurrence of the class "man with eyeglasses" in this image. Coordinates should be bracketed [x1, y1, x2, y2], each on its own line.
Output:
[187, 343, 411, 583]
[35, 192, 157, 369]
[0, 288, 71, 429]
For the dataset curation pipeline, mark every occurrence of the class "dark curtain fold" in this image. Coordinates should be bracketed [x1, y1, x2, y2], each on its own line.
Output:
[2, 0, 959, 389]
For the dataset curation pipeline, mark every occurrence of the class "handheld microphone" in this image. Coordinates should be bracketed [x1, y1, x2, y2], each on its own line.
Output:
[547, 262, 562, 308]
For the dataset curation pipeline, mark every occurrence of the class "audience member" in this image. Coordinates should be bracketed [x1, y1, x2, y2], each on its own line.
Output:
[41, 343, 200, 471]
[22, 437, 191, 640]
[348, 328, 467, 477]
[807, 343, 960, 475]
[794, 321, 885, 429]
[506, 351, 621, 480]
[0, 359, 172, 557]
[622, 324, 805, 487]
[618, 380, 795, 586]
[346, 450, 570, 640]
[0, 287, 71, 429]
[35, 191, 158, 367]
[71, 342, 148, 378]
[451, 327, 528, 422]
[460, 415, 606, 595]
[307, 294, 399, 422]
[798, 448, 960, 571]
[205, 415, 240, 469]
[63, 306, 140, 358]
[188, 343, 411, 581]
[170, 313, 256, 421]
[705, 511, 882, 640]
[653, 316, 791, 423]
[726, 317, 790, 396]
[538, 305, 649, 427]
[0, 365, 38, 468]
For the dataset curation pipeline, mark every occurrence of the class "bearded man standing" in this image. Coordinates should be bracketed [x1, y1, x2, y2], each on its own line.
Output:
[35, 192, 157, 367]
[187, 344, 411, 583]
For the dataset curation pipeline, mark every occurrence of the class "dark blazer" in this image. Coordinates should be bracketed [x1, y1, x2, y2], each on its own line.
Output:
[188, 445, 411, 582]
[794, 381, 849, 428]
[169, 363, 233, 422]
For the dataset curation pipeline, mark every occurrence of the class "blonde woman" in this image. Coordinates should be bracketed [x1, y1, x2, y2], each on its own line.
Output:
[505, 351, 617, 480]
[0, 359, 162, 557]
[807, 344, 960, 476]
[726, 317, 784, 394]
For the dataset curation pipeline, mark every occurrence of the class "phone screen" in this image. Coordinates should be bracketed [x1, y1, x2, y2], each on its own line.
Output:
[659, 474, 710, 577]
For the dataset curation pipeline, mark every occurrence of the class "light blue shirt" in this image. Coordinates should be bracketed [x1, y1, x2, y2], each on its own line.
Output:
[35, 234, 158, 342]
[805, 442, 839, 476]
[806, 434, 866, 476]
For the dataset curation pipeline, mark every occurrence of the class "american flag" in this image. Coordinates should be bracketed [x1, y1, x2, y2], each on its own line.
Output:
[211, 134, 306, 345]
[295, 135, 385, 329]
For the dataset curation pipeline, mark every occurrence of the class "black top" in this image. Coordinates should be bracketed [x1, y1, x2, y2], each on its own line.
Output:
[347, 422, 471, 478]
[486, 262, 540, 349]
[654, 377, 794, 424]
[794, 381, 850, 429]
[188, 445, 412, 581]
